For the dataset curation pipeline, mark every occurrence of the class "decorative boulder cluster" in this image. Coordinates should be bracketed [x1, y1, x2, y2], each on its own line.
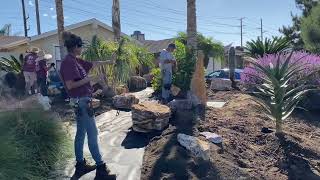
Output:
[131, 101, 171, 133]
[112, 94, 139, 110]
[128, 76, 147, 92]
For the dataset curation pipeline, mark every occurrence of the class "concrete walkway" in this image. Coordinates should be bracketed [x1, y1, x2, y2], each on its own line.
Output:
[51, 88, 154, 180]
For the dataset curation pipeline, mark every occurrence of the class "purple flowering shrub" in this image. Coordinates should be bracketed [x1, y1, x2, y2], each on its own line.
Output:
[241, 52, 320, 87]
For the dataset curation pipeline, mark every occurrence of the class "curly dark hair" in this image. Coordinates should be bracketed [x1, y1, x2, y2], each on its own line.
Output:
[62, 31, 83, 52]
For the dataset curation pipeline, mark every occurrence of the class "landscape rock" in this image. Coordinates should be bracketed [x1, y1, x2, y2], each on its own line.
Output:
[200, 132, 223, 144]
[113, 94, 139, 109]
[91, 98, 101, 109]
[177, 133, 210, 160]
[143, 74, 153, 85]
[37, 94, 51, 110]
[187, 91, 201, 106]
[128, 76, 147, 91]
[210, 78, 232, 91]
[0, 94, 50, 112]
[0, 71, 10, 95]
[168, 99, 193, 112]
[170, 85, 181, 97]
[131, 101, 171, 132]
[116, 85, 129, 95]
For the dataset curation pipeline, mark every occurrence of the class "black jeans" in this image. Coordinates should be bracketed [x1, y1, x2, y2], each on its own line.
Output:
[37, 77, 48, 96]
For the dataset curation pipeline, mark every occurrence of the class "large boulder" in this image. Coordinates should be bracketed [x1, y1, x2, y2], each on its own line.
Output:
[210, 78, 232, 91]
[132, 102, 171, 133]
[113, 94, 139, 110]
[116, 85, 129, 95]
[128, 76, 147, 92]
[168, 99, 195, 126]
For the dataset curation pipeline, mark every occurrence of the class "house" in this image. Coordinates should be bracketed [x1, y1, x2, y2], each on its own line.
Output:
[0, 36, 29, 56]
[0, 18, 136, 69]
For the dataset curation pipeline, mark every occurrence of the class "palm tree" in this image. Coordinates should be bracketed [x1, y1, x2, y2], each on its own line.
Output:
[112, 0, 121, 42]
[0, 24, 10, 36]
[187, 0, 197, 49]
[245, 37, 291, 58]
[55, 0, 65, 60]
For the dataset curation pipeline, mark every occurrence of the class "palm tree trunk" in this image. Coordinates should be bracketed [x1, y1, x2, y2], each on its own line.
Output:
[228, 47, 236, 88]
[276, 118, 282, 135]
[112, 0, 121, 42]
[187, 0, 197, 49]
[55, 0, 66, 60]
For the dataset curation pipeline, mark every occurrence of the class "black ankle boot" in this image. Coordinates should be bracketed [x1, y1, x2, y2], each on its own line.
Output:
[71, 159, 96, 180]
[94, 163, 116, 180]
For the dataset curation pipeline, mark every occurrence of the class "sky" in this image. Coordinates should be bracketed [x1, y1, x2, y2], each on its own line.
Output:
[1, 0, 301, 46]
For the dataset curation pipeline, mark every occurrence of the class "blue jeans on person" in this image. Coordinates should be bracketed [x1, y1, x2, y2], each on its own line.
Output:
[37, 76, 48, 96]
[161, 69, 172, 101]
[74, 97, 104, 165]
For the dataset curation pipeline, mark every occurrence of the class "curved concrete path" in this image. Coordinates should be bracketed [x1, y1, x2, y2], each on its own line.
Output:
[51, 88, 154, 180]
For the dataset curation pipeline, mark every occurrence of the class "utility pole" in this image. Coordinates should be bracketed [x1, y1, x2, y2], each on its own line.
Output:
[240, 17, 245, 47]
[21, 0, 28, 37]
[35, 0, 41, 35]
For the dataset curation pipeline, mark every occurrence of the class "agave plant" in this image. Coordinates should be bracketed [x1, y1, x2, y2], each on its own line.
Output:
[245, 37, 291, 58]
[248, 52, 319, 134]
[0, 54, 23, 73]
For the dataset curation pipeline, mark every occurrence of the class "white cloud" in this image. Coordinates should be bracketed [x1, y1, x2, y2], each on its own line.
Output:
[28, 0, 34, 7]
[43, 13, 48, 17]
[64, 16, 69, 20]
[51, 15, 57, 19]
[50, 7, 54, 11]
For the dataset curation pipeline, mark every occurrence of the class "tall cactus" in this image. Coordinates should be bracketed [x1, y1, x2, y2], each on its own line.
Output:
[228, 47, 236, 88]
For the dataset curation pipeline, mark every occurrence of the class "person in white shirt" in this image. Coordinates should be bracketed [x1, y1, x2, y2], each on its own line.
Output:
[159, 43, 177, 103]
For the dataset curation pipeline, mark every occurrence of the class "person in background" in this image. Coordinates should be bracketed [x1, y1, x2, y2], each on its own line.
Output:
[159, 43, 177, 103]
[23, 47, 39, 95]
[59, 31, 116, 180]
[36, 50, 54, 96]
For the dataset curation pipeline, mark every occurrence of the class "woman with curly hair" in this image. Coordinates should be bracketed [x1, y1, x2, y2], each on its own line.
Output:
[60, 31, 116, 180]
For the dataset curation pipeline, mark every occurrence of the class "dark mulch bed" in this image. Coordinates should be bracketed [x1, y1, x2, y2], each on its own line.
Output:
[141, 90, 320, 180]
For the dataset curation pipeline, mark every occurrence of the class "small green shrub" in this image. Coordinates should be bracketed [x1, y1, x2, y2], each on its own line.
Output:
[173, 41, 196, 91]
[151, 68, 162, 93]
[151, 41, 196, 93]
[0, 109, 72, 180]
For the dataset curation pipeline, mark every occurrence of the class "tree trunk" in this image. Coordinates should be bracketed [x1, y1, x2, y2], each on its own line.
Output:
[204, 54, 209, 68]
[187, 0, 197, 49]
[55, 0, 66, 60]
[112, 0, 121, 42]
[276, 118, 283, 135]
[228, 47, 236, 88]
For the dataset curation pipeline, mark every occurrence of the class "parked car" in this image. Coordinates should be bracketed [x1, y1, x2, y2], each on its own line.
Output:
[205, 68, 243, 84]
